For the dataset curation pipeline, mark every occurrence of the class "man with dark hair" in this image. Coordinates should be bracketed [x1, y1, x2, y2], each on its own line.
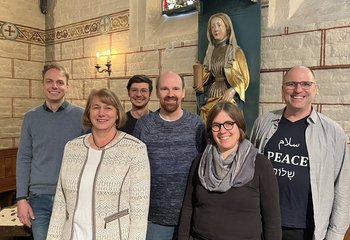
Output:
[250, 66, 350, 240]
[134, 71, 206, 240]
[120, 74, 153, 134]
[16, 63, 86, 240]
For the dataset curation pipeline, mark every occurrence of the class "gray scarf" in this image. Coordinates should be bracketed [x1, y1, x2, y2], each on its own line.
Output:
[198, 139, 258, 192]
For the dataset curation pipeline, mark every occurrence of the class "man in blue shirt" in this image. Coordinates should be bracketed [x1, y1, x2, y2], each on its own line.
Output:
[16, 63, 86, 240]
[134, 71, 206, 240]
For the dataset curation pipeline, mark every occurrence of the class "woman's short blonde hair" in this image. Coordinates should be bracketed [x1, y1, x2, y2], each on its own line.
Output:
[83, 88, 126, 129]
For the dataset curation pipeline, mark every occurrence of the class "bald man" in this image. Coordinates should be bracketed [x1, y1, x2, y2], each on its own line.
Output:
[134, 71, 206, 240]
[250, 66, 350, 240]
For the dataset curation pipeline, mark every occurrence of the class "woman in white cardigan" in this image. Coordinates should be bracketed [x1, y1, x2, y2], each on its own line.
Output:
[47, 88, 150, 240]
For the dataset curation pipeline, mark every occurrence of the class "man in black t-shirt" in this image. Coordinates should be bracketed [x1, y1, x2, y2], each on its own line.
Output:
[120, 74, 153, 134]
[264, 115, 314, 238]
[251, 66, 350, 240]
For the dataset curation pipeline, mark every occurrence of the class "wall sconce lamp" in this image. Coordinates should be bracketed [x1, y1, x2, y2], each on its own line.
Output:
[95, 50, 112, 76]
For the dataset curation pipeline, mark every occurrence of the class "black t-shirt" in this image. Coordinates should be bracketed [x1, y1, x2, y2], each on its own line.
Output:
[120, 111, 138, 135]
[264, 116, 314, 229]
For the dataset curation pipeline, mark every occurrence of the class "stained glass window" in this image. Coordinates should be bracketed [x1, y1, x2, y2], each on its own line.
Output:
[162, 0, 199, 16]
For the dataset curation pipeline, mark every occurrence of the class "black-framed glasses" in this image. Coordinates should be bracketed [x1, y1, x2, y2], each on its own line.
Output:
[211, 121, 236, 132]
[284, 81, 316, 90]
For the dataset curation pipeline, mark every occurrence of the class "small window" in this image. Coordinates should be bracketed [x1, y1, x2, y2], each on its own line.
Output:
[162, 0, 199, 16]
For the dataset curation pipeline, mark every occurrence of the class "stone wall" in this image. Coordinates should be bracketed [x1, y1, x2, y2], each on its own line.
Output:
[43, 0, 199, 114]
[0, 1, 45, 148]
[260, 0, 350, 142]
[0, 0, 199, 149]
[0, 0, 349, 149]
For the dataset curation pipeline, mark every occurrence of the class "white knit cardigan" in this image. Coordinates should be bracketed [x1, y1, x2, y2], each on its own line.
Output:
[47, 132, 150, 240]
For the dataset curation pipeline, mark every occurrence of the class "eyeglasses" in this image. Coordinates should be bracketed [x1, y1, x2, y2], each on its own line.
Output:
[130, 88, 149, 95]
[283, 81, 316, 90]
[211, 121, 236, 132]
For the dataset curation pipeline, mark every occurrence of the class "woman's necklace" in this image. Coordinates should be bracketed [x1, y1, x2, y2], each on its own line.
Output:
[91, 130, 118, 150]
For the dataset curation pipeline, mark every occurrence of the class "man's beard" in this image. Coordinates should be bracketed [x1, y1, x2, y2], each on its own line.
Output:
[160, 96, 180, 113]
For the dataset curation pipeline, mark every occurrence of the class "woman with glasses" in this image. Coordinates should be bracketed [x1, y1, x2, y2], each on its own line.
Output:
[178, 101, 281, 240]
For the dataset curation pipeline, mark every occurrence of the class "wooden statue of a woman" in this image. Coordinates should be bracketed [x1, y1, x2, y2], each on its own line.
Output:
[193, 12, 250, 122]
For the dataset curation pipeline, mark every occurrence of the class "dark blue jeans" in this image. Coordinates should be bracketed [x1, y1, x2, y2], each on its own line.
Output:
[146, 221, 176, 240]
[29, 194, 54, 240]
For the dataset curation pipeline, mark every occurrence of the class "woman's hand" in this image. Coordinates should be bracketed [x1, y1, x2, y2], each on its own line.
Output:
[222, 88, 236, 101]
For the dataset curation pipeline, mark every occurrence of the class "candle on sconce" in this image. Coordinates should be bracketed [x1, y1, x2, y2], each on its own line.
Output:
[94, 50, 111, 76]
[96, 52, 100, 66]
[107, 50, 111, 63]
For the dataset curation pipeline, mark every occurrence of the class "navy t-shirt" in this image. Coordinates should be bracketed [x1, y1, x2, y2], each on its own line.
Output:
[264, 116, 314, 229]
[120, 111, 138, 135]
